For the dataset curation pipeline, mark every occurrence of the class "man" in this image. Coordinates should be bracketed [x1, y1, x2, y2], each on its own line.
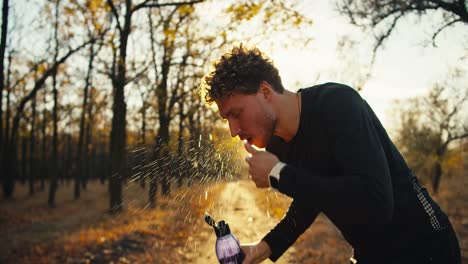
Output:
[200, 44, 461, 263]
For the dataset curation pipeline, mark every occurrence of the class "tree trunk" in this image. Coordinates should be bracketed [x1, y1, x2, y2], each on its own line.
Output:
[2, 134, 16, 197]
[0, 0, 10, 168]
[47, 0, 60, 207]
[156, 46, 172, 197]
[21, 135, 28, 185]
[75, 43, 95, 199]
[66, 134, 73, 186]
[108, 3, 132, 213]
[147, 8, 159, 207]
[157, 119, 171, 196]
[109, 82, 126, 212]
[40, 87, 47, 191]
[29, 94, 37, 196]
[85, 86, 93, 184]
[140, 105, 147, 189]
[4, 53, 11, 145]
[0, 0, 10, 197]
[47, 67, 59, 207]
[177, 103, 184, 188]
[2, 53, 12, 194]
[432, 160, 442, 194]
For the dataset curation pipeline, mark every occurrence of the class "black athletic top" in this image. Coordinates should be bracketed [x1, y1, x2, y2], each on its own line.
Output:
[262, 82, 449, 262]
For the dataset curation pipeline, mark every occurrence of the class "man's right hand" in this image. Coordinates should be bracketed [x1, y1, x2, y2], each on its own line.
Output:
[241, 240, 272, 264]
[244, 142, 279, 188]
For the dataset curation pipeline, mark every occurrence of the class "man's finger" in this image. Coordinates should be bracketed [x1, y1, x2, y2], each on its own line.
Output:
[244, 142, 259, 154]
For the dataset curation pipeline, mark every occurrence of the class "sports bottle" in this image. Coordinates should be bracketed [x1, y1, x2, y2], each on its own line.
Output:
[204, 213, 245, 264]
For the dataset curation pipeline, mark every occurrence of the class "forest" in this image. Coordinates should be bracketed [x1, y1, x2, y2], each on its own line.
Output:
[0, 0, 466, 263]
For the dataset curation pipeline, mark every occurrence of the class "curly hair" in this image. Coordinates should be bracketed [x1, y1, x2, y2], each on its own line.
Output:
[200, 44, 284, 105]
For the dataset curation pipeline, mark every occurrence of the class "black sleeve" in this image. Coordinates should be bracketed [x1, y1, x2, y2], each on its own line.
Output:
[262, 199, 319, 262]
[278, 86, 394, 228]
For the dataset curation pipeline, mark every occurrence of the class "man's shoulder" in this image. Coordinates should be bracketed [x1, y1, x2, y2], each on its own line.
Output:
[301, 82, 360, 105]
[302, 82, 355, 93]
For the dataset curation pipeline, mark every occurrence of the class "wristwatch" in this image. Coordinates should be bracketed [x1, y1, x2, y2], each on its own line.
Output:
[269, 162, 286, 189]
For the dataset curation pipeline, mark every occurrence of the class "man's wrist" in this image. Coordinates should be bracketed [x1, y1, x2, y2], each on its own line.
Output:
[255, 240, 272, 261]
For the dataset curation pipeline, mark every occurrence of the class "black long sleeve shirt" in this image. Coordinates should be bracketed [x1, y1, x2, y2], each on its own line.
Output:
[262, 83, 449, 262]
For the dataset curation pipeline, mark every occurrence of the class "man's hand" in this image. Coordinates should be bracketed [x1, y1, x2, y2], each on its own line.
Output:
[244, 142, 279, 188]
[241, 240, 272, 264]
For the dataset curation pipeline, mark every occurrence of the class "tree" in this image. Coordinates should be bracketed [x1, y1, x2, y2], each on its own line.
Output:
[104, 0, 203, 213]
[29, 69, 38, 195]
[152, 6, 194, 197]
[392, 70, 468, 192]
[48, 0, 61, 207]
[337, 0, 468, 56]
[0, 0, 9, 167]
[75, 26, 106, 199]
[39, 76, 48, 191]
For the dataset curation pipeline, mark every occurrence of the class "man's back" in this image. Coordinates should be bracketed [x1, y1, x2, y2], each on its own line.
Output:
[264, 83, 458, 262]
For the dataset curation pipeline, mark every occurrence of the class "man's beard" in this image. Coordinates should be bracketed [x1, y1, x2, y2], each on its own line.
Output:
[258, 109, 276, 148]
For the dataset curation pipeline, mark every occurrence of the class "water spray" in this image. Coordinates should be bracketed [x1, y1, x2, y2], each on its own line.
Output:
[204, 213, 245, 264]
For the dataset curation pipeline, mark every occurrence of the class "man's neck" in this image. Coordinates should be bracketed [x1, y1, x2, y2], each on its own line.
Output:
[273, 90, 301, 143]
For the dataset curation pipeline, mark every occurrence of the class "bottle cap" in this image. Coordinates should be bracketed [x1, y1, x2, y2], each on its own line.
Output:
[204, 213, 232, 238]
[216, 220, 231, 237]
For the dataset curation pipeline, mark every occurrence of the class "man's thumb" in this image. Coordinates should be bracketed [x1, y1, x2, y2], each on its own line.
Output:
[244, 142, 258, 154]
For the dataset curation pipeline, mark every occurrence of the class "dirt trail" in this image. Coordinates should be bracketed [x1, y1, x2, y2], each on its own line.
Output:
[189, 181, 294, 264]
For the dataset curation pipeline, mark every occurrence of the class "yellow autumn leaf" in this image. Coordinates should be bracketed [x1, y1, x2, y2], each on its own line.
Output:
[88, 0, 105, 10]
[64, 7, 75, 16]
[226, 2, 264, 21]
[93, 21, 102, 31]
[37, 63, 48, 75]
[163, 28, 176, 41]
[178, 5, 195, 15]
[294, 16, 302, 26]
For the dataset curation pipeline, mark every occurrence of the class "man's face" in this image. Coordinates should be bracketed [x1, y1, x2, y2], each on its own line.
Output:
[216, 91, 276, 148]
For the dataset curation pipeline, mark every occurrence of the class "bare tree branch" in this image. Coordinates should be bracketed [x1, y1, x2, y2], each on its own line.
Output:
[432, 18, 462, 47]
[126, 64, 150, 85]
[106, 0, 122, 33]
[337, 0, 468, 58]
[132, 0, 204, 13]
[11, 39, 94, 145]
[371, 12, 404, 64]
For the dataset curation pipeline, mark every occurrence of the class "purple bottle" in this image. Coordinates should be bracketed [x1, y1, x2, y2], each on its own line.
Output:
[205, 213, 245, 264]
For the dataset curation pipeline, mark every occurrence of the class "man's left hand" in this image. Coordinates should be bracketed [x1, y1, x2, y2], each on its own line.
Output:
[244, 142, 279, 188]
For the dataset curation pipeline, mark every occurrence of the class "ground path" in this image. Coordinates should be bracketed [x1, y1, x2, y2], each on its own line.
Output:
[187, 181, 294, 263]
[3, 178, 464, 263]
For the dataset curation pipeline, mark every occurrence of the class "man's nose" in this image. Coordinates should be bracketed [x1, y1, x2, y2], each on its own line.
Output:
[229, 121, 241, 138]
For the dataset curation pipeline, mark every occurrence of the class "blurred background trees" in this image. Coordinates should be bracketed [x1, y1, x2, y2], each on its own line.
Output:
[390, 68, 468, 193]
[1, 1, 466, 262]
[0, 0, 466, 213]
[0, 0, 313, 212]
[337, 0, 468, 56]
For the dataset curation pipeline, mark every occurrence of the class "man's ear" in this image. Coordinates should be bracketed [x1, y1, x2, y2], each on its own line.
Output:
[259, 81, 273, 100]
